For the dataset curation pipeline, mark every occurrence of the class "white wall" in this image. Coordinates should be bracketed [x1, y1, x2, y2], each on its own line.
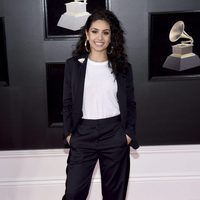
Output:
[1, 145, 200, 200]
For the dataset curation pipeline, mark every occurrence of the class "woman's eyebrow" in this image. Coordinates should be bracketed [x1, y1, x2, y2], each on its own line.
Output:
[90, 27, 111, 31]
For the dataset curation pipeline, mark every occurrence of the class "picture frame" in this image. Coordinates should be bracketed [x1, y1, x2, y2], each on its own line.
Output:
[0, 17, 9, 86]
[44, 0, 110, 39]
[148, 10, 200, 80]
[46, 62, 65, 127]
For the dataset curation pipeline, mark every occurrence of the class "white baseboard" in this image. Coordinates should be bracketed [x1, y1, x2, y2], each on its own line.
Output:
[1, 145, 200, 200]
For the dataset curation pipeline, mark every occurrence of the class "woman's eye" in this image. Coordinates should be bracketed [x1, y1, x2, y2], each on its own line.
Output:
[91, 30, 98, 34]
[104, 32, 110, 35]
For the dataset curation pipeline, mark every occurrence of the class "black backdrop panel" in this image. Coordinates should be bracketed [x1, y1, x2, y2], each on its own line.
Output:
[46, 63, 64, 127]
[1, 0, 200, 150]
[0, 17, 9, 86]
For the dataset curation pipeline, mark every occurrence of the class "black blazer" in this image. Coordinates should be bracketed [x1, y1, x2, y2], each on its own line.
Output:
[63, 56, 139, 149]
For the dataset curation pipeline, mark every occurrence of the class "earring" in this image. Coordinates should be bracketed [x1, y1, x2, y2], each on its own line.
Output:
[85, 40, 90, 52]
[107, 45, 113, 55]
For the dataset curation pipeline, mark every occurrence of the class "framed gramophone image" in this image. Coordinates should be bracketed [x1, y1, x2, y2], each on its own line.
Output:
[149, 11, 200, 80]
[46, 62, 65, 127]
[44, 0, 110, 39]
[0, 17, 9, 86]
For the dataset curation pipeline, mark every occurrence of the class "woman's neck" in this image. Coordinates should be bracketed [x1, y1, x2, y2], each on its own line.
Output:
[88, 52, 108, 62]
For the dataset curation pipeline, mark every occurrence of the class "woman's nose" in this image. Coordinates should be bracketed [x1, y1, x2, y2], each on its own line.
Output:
[98, 32, 103, 40]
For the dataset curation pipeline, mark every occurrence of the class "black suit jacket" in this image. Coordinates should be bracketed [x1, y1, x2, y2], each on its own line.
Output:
[63, 56, 139, 149]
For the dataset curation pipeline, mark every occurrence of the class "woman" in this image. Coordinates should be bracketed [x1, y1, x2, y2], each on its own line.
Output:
[62, 9, 139, 200]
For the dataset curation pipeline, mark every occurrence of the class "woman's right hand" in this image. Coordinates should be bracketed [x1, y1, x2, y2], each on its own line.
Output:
[66, 134, 72, 145]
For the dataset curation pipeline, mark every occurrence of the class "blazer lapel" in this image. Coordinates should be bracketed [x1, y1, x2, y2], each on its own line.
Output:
[116, 72, 126, 120]
[74, 57, 88, 115]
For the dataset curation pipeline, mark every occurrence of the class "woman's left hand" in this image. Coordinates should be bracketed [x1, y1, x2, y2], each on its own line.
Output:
[125, 134, 132, 145]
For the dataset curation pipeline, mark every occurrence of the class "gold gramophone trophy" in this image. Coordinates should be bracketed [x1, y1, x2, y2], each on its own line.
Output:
[163, 21, 200, 71]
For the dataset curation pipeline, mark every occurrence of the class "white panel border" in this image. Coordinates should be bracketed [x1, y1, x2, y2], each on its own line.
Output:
[0, 145, 200, 185]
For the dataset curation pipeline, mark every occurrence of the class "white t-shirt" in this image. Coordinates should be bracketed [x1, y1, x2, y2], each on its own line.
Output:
[82, 58, 120, 119]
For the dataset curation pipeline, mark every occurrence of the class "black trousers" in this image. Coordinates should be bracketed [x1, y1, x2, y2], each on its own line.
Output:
[62, 115, 130, 200]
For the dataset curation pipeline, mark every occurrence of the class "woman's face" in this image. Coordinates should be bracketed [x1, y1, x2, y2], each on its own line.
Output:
[85, 19, 111, 55]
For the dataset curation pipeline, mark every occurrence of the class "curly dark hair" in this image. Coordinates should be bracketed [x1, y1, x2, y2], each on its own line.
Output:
[72, 9, 128, 76]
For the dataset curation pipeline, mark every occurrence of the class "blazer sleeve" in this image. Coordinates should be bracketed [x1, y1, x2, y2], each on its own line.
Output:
[63, 59, 73, 139]
[125, 64, 137, 141]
